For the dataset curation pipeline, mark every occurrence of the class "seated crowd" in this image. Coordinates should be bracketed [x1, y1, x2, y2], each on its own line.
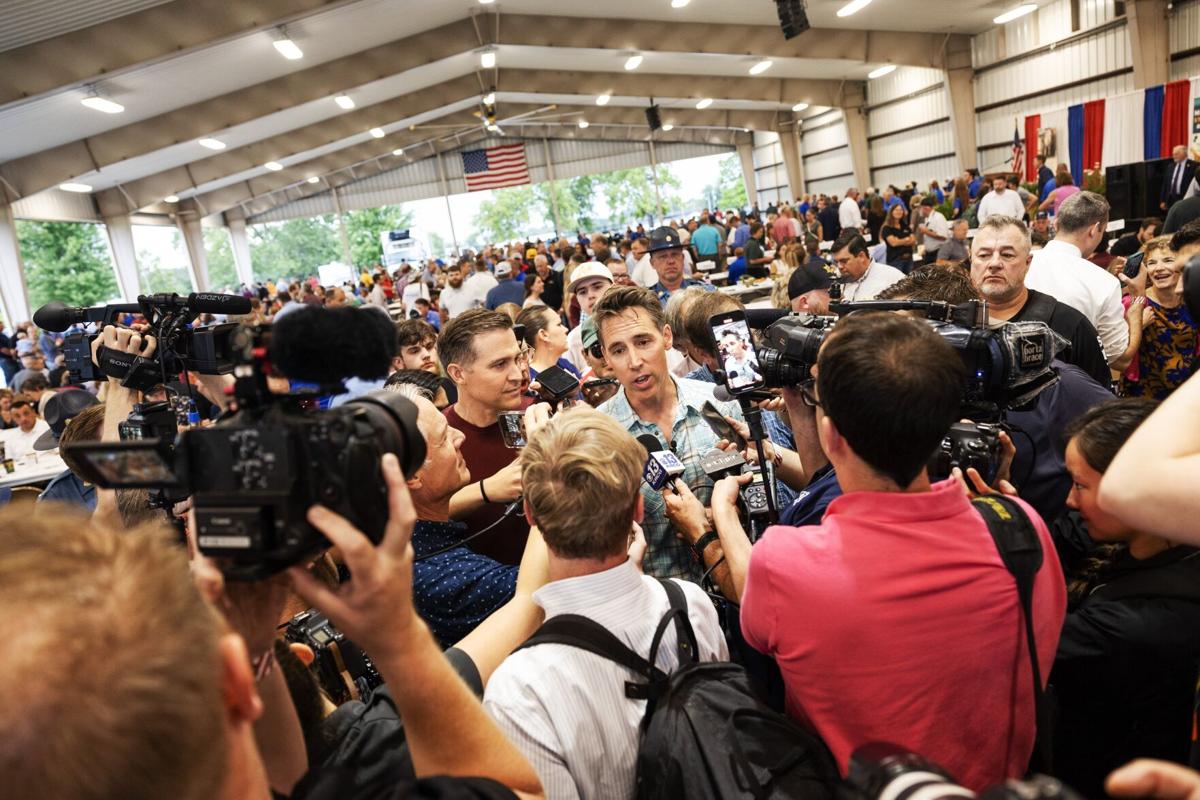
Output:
[6, 164, 1200, 800]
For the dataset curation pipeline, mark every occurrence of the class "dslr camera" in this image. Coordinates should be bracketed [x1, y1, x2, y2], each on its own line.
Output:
[67, 306, 426, 579]
[284, 608, 383, 705]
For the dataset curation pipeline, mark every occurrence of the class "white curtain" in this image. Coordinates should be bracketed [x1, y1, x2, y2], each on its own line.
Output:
[1102, 91, 1144, 169]
[1041, 108, 1070, 175]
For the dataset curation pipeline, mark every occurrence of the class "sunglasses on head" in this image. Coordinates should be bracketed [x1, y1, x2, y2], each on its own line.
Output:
[587, 342, 603, 360]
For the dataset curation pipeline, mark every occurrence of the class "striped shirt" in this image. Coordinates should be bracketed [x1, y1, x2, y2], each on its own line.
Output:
[598, 376, 744, 581]
[483, 560, 728, 800]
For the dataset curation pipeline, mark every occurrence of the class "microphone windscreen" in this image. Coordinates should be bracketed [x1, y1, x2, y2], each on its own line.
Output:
[33, 302, 72, 332]
[712, 384, 735, 403]
[188, 293, 252, 316]
[271, 306, 397, 383]
[744, 307, 792, 329]
[636, 433, 664, 456]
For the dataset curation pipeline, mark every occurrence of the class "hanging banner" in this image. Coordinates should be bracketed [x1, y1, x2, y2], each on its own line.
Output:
[1192, 96, 1200, 162]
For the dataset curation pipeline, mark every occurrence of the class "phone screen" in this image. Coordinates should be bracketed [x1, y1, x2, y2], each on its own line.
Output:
[702, 401, 747, 450]
[1123, 250, 1145, 279]
[710, 313, 764, 393]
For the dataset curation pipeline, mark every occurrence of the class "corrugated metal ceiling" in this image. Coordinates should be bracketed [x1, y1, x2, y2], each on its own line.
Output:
[0, 0, 173, 54]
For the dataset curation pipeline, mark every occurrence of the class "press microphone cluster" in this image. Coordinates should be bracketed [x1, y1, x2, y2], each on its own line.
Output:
[637, 433, 685, 491]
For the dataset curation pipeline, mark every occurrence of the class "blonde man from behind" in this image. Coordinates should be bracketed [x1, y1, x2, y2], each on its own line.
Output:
[484, 409, 727, 800]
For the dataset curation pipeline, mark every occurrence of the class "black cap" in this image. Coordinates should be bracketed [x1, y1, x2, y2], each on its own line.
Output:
[788, 260, 837, 300]
[920, 196, 935, 207]
[33, 389, 100, 451]
[647, 226, 685, 254]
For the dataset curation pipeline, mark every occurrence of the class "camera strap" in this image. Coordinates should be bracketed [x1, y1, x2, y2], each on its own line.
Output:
[972, 495, 1053, 775]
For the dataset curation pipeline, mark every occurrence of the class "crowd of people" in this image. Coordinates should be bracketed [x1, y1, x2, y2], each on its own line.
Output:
[5, 158, 1200, 800]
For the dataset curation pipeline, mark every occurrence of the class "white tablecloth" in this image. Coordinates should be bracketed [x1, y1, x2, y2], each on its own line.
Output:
[0, 452, 66, 489]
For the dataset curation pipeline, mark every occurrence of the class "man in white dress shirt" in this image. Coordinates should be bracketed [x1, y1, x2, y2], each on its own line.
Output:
[484, 409, 727, 800]
[830, 231, 905, 302]
[839, 188, 865, 232]
[2, 399, 50, 459]
[1025, 191, 1127, 365]
[977, 175, 1027, 224]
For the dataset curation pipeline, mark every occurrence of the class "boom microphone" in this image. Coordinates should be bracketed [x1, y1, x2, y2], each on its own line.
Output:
[33, 301, 141, 332]
[744, 307, 793, 329]
[271, 306, 398, 383]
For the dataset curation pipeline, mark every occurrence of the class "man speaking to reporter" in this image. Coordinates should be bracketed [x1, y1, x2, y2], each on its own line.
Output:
[592, 285, 741, 581]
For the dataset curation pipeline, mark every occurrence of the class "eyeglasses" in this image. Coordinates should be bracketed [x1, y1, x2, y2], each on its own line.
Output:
[798, 379, 822, 409]
[516, 346, 531, 367]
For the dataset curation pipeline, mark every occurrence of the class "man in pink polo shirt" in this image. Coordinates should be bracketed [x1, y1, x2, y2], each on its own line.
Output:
[735, 313, 1066, 790]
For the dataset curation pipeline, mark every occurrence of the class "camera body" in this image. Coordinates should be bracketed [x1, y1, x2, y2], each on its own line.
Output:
[928, 421, 1003, 484]
[284, 608, 383, 705]
[68, 324, 425, 579]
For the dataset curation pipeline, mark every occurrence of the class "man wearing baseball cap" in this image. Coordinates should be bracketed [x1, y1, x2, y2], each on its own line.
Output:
[485, 260, 526, 310]
[645, 226, 713, 306]
[787, 258, 838, 315]
[35, 390, 102, 510]
[564, 261, 614, 372]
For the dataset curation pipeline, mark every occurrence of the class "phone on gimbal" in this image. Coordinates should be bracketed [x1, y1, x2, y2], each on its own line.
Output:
[710, 310, 764, 395]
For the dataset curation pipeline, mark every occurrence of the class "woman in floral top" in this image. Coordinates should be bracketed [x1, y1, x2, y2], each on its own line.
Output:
[1119, 237, 1198, 399]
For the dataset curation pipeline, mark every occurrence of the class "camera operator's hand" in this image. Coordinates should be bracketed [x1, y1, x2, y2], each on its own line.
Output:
[91, 323, 157, 367]
[523, 401, 553, 441]
[661, 478, 710, 545]
[951, 466, 1018, 498]
[489, 457, 524, 504]
[1108, 760, 1200, 800]
[289, 453, 419, 658]
[711, 472, 752, 519]
[715, 415, 780, 467]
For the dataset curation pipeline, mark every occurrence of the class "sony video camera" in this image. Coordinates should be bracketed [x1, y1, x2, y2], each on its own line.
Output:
[67, 306, 426, 579]
[34, 292, 250, 389]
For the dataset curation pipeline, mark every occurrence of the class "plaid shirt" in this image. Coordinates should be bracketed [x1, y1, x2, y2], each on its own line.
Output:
[599, 376, 744, 582]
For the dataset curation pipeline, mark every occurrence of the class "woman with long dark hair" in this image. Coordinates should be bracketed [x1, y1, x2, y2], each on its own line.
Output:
[1050, 397, 1200, 800]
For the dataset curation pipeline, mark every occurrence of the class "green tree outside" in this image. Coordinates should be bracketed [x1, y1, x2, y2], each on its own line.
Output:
[16, 220, 119, 315]
[597, 167, 682, 224]
[247, 216, 341, 283]
[136, 241, 192, 296]
[344, 205, 414, 267]
[204, 227, 240, 291]
[473, 185, 536, 242]
[716, 154, 749, 211]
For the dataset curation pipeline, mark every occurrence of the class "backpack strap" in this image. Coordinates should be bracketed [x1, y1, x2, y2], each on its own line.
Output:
[517, 614, 667, 701]
[651, 578, 699, 668]
[1020, 290, 1059, 324]
[972, 495, 1052, 774]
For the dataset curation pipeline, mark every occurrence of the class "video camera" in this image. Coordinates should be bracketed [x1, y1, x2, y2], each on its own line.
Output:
[34, 293, 251, 390]
[66, 306, 427, 580]
[736, 299, 1067, 483]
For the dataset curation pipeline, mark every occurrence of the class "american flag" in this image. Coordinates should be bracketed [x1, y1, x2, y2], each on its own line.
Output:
[1010, 122, 1024, 175]
[461, 143, 530, 192]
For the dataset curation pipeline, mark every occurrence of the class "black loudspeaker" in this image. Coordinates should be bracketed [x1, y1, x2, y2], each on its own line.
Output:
[645, 104, 662, 132]
[1105, 164, 1133, 221]
[775, 0, 810, 39]
[1139, 158, 1172, 218]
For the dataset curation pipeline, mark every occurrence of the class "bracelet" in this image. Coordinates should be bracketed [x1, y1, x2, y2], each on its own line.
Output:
[691, 530, 720, 564]
[479, 478, 491, 504]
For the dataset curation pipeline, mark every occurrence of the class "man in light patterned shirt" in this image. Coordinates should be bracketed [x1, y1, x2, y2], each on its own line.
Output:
[592, 285, 743, 582]
[484, 410, 727, 799]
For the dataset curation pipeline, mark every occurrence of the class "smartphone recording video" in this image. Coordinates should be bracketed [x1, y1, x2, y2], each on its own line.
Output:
[710, 311, 764, 394]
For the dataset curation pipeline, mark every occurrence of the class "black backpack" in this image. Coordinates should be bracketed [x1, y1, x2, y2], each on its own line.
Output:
[517, 577, 840, 800]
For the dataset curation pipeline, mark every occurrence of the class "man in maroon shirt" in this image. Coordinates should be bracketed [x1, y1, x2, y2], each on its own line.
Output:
[440, 309, 538, 564]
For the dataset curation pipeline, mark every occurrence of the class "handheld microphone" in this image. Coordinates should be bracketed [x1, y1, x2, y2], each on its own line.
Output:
[637, 433, 685, 490]
[700, 448, 745, 482]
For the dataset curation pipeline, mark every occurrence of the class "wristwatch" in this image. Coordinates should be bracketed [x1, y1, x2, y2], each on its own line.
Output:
[691, 530, 720, 564]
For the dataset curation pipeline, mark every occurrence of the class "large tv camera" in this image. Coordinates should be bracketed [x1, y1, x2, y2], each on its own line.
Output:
[34, 293, 251, 389]
[744, 299, 1067, 484]
[66, 305, 426, 580]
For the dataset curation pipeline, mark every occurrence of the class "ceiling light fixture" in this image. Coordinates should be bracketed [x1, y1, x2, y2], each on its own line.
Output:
[80, 87, 124, 114]
[164, 194, 179, 203]
[480, 49, 496, 69]
[993, 3, 1037, 24]
[271, 29, 304, 60]
[264, 161, 283, 171]
[596, 93, 611, 106]
[867, 64, 897, 79]
[662, 123, 674, 131]
[624, 54, 643, 71]
[59, 182, 93, 193]
[578, 119, 589, 128]
[369, 127, 385, 138]
[483, 91, 496, 105]
[197, 137, 226, 150]
[836, 0, 873, 17]
[479, 0, 496, 4]
[334, 94, 355, 110]
[792, 101, 810, 112]
[695, 97, 713, 109]
[671, 0, 690, 7]
[749, 59, 773, 75]
[307, 176, 320, 184]
[392, 148, 405, 156]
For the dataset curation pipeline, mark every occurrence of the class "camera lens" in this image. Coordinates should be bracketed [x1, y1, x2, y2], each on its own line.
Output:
[758, 348, 811, 389]
[344, 391, 426, 478]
